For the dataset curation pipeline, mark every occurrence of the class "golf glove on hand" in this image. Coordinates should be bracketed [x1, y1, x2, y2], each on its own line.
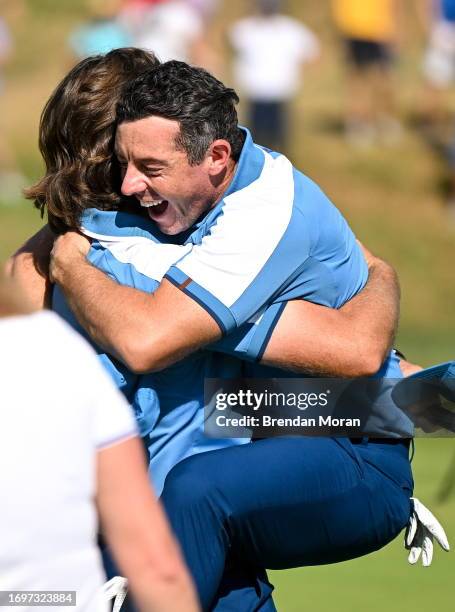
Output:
[405, 497, 450, 566]
[102, 576, 128, 612]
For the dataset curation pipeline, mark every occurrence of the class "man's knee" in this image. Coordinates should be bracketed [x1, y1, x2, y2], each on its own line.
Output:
[161, 452, 223, 509]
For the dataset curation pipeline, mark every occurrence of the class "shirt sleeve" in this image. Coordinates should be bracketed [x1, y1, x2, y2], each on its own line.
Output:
[42, 312, 139, 450]
[78, 334, 139, 450]
[209, 302, 286, 362]
[164, 152, 311, 333]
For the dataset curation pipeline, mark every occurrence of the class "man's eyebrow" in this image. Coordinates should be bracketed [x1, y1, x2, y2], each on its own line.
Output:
[138, 157, 169, 166]
[114, 154, 169, 167]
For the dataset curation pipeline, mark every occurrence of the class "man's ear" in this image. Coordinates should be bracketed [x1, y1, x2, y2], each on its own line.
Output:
[207, 139, 232, 176]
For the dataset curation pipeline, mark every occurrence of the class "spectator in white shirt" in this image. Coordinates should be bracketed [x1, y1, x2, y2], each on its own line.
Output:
[0, 275, 199, 612]
[229, 0, 319, 152]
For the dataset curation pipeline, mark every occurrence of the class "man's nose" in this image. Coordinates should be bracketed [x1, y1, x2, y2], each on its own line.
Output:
[121, 165, 147, 196]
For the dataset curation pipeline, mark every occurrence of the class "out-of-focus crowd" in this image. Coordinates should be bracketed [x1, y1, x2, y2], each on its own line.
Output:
[3, 0, 455, 220]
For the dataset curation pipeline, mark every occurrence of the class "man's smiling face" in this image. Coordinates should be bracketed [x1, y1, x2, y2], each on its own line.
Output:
[116, 116, 217, 235]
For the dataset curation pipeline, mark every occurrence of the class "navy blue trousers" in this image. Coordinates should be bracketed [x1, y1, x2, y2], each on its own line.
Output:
[161, 437, 413, 611]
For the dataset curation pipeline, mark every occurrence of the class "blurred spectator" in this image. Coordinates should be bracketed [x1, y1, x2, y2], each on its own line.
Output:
[416, 1, 455, 222]
[419, 0, 455, 129]
[0, 14, 12, 178]
[0, 274, 199, 612]
[121, 0, 217, 68]
[187, 0, 220, 22]
[332, 0, 402, 147]
[69, 0, 132, 60]
[119, 0, 165, 30]
[122, 0, 221, 24]
[118, 0, 163, 34]
[229, 0, 319, 153]
[444, 132, 455, 221]
[0, 15, 11, 84]
[0, 10, 25, 204]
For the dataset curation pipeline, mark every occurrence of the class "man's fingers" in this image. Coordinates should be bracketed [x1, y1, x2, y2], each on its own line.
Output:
[408, 545, 422, 564]
[406, 499, 450, 566]
[422, 534, 434, 567]
[48, 232, 91, 285]
[102, 576, 128, 600]
[102, 576, 128, 612]
[412, 498, 450, 551]
[407, 519, 425, 564]
[405, 512, 418, 548]
[425, 519, 450, 552]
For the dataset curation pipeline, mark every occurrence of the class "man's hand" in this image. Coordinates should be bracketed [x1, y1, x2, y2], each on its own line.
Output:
[49, 236, 221, 372]
[405, 497, 450, 566]
[49, 231, 91, 284]
[102, 577, 128, 612]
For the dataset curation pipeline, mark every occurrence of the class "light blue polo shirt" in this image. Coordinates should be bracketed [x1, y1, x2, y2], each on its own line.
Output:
[162, 128, 412, 437]
[165, 129, 368, 336]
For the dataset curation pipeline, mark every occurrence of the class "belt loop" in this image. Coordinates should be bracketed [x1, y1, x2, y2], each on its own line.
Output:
[361, 436, 369, 445]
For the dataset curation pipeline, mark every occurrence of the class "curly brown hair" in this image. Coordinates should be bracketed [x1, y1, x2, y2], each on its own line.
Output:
[24, 48, 160, 234]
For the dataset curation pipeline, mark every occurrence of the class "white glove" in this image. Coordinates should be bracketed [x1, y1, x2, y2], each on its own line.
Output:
[405, 497, 450, 566]
[102, 576, 128, 612]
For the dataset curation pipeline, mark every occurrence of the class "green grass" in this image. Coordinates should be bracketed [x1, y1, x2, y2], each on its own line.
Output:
[1, 2, 454, 610]
[0, 202, 44, 259]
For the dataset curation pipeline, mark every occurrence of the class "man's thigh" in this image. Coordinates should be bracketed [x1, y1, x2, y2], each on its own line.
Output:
[165, 437, 412, 569]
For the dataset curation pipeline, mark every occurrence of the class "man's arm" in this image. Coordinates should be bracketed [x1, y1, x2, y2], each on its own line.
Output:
[5, 225, 54, 309]
[49, 232, 221, 373]
[50, 232, 400, 377]
[261, 248, 400, 376]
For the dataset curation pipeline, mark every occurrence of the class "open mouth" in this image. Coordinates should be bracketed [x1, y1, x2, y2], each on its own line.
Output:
[140, 200, 169, 220]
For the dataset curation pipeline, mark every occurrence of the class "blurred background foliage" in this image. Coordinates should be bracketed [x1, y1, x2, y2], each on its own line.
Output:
[0, 1, 453, 610]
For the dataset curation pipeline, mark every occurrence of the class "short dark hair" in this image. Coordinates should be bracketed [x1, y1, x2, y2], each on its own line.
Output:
[117, 61, 245, 165]
[25, 48, 160, 233]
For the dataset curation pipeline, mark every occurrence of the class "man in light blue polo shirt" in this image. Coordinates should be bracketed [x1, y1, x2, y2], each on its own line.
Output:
[55, 204, 405, 495]
[49, 61, 415, 611]
[50, 200, 411, 612]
